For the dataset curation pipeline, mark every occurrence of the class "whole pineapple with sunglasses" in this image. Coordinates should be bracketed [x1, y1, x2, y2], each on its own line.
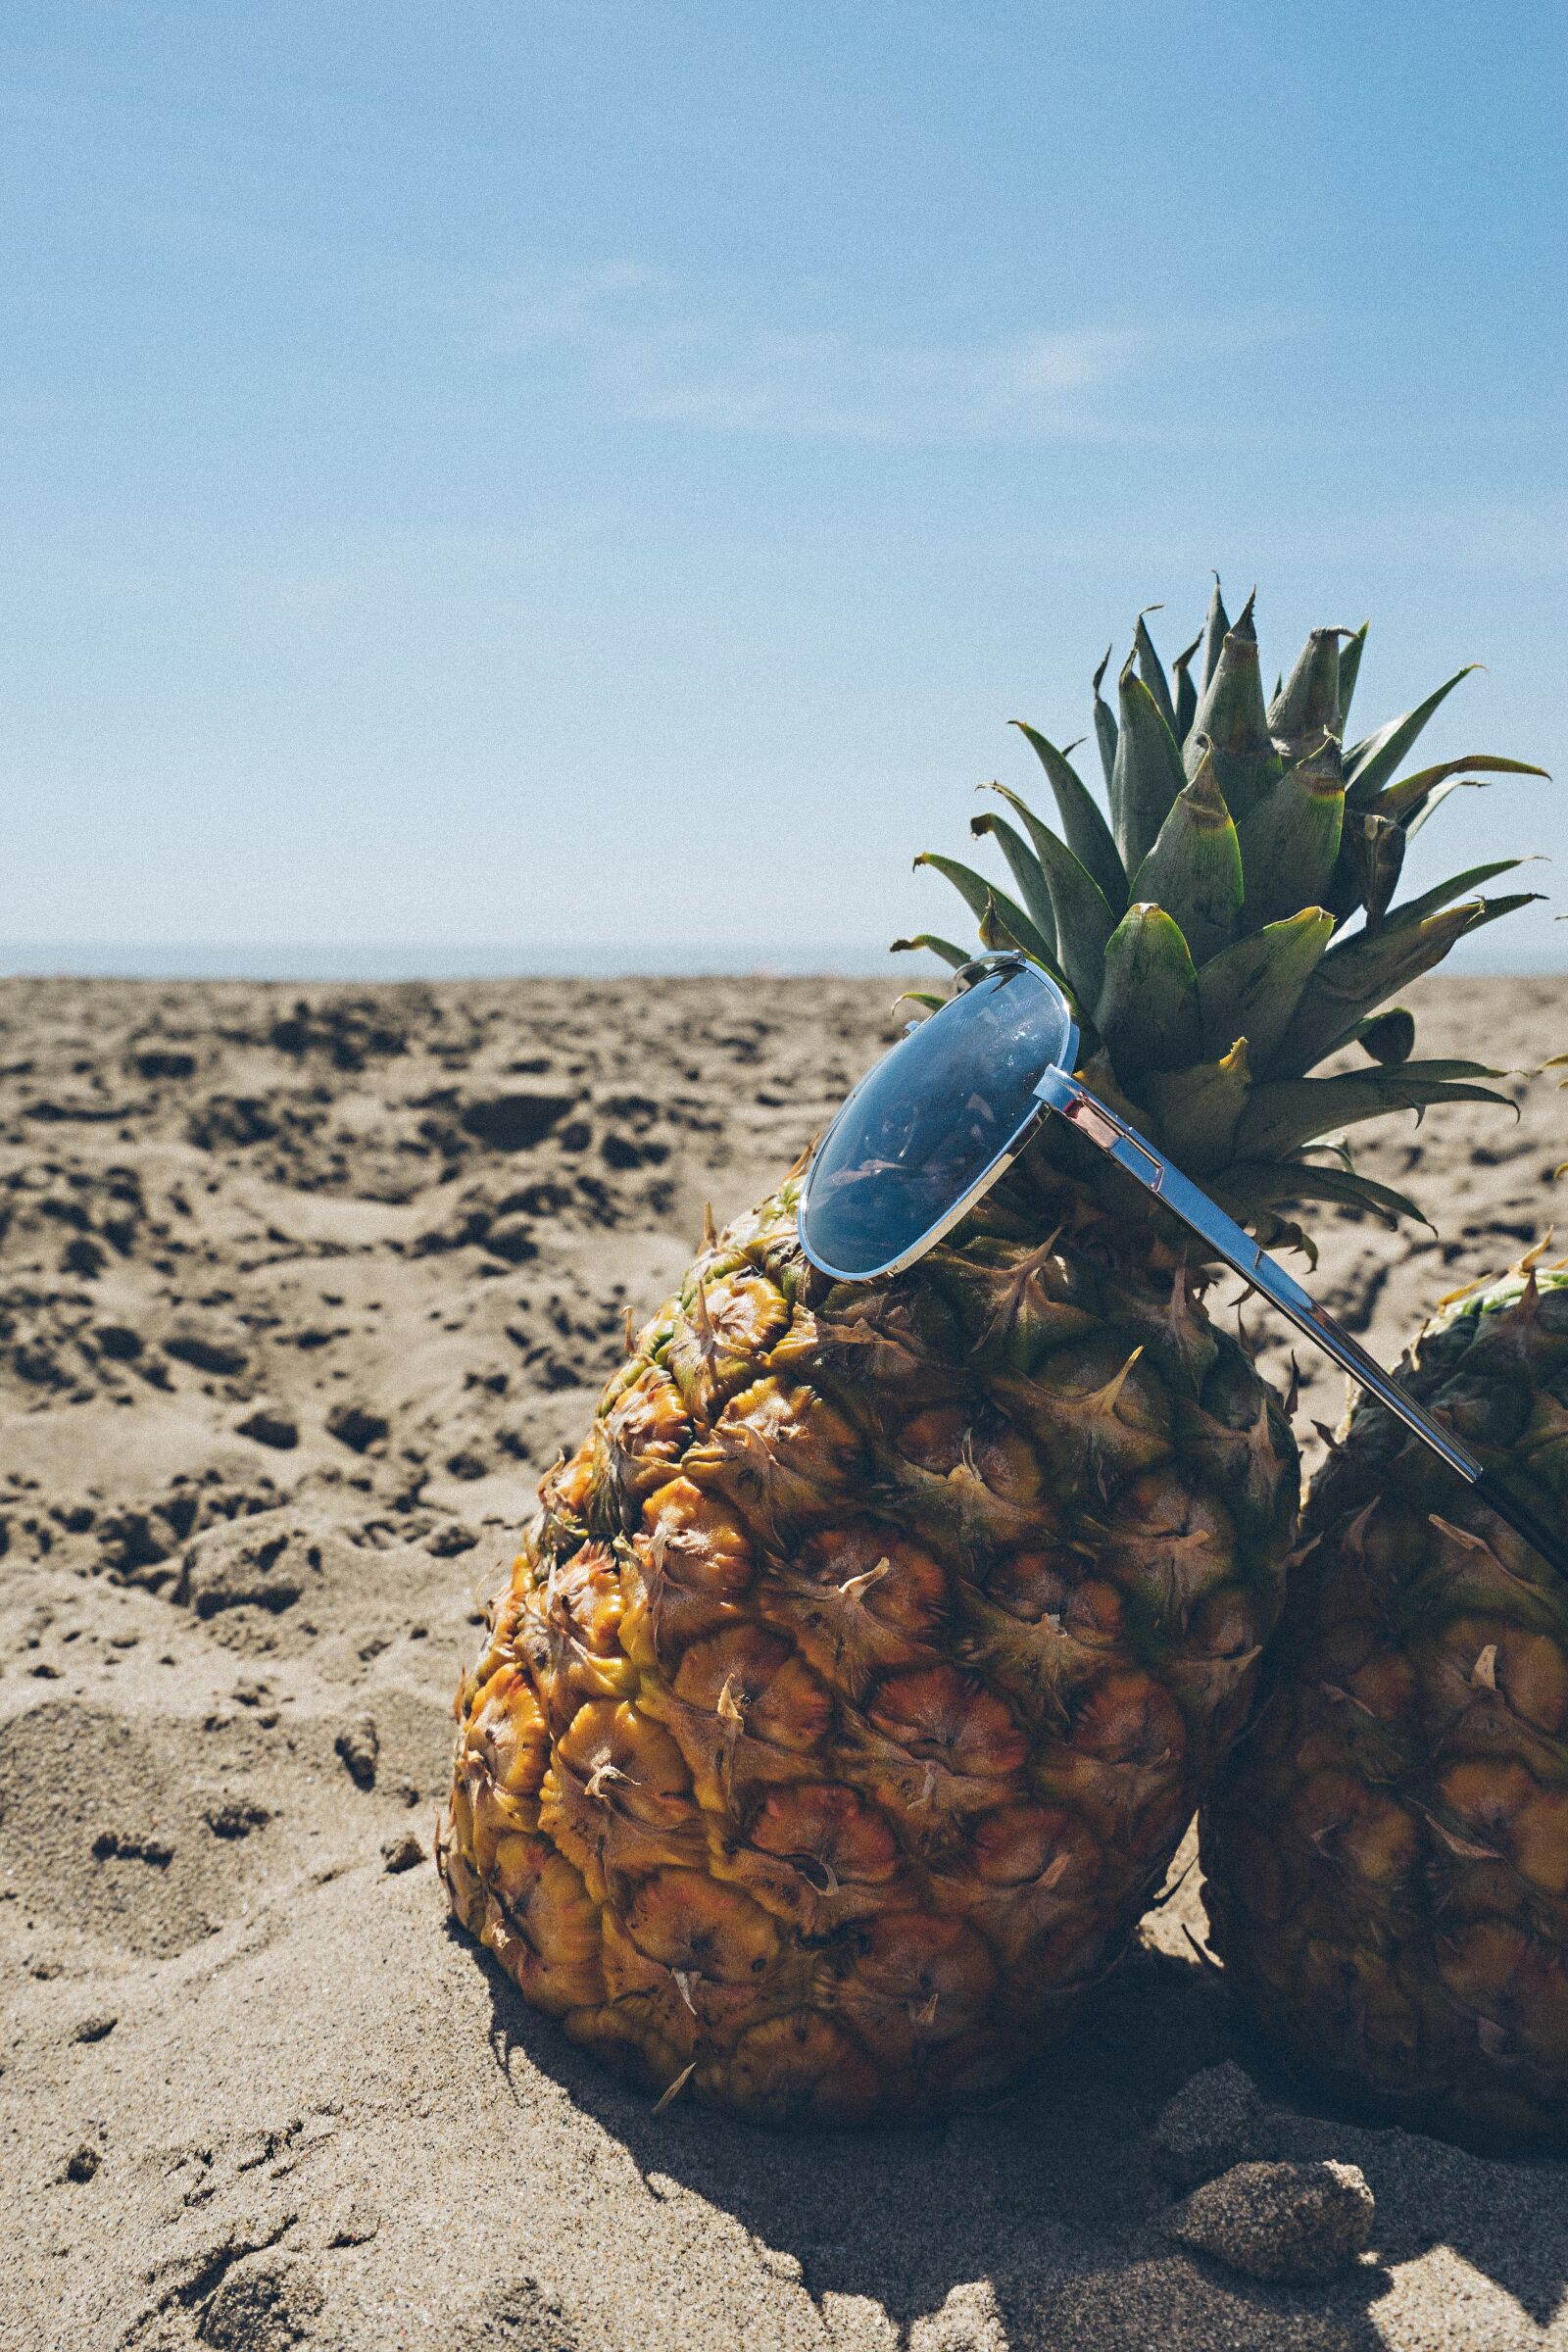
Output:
[439, 585, 1541, 2122]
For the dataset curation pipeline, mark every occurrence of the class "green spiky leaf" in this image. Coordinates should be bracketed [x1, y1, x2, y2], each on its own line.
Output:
[1353, 1006, 1416, 1066]
[1141, 1038, 1250, 1174]
[1268, 628, 1345, 764]
[1095, 905, 1200, 1077]
[1344, 665, 1479, 805]
[1135, 610, 1177, 736]
[1336, 624, 1368, 728]
[1172, 631, 1201, 745]
[1335, 809, 1406, 930]
[1092, 646, 1117, 793]
[1272, 900, 1489, 1069]
[1185, 593, 1282, 822]
[977, 786, 1116, 1006]
[1237, 736, 1345, 928]
[1011, 724, 1126, 911]
[891, 933, 972, 970]
[969, 808, 1059, 956]
[1130, 751, 1244, 966]
[1381, 858, 1529, 936]
[1218, 1156, 1431, 1231]
[1194, 908, 1334, 1071]
[913, 853, 1060, 979]
[1200, 578, 1229, 695]
[1111, 664, 1189, 877]
[1236, 1063, 1513, 1162]
[1375, 753, 1549, 828]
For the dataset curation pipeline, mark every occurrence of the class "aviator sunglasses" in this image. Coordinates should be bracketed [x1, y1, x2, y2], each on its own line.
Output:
[799, 952, 1568, 1580]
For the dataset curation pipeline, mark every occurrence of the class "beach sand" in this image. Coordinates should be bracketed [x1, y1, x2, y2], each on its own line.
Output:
[3, 970, 1566, 2352]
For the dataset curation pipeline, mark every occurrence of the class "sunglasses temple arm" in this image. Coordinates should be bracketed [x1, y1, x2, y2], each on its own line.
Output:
[1034, 1068, 1568, 1578]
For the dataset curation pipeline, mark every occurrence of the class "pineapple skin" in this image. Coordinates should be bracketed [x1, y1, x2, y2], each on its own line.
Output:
[1201, 1265, 1568, 2150]
[439, 1157, 1298, 2125]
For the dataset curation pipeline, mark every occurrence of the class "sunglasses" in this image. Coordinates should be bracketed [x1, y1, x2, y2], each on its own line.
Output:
[799, 953, 1568, 1579]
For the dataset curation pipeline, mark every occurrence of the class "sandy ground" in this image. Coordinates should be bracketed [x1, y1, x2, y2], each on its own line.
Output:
[2, 970, 1567, 2352]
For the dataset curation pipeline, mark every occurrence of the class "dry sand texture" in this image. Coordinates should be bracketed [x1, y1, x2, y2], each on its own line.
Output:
[2, 970, 1567, 2352]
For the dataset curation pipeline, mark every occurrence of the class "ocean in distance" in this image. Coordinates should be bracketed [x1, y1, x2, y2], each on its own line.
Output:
[3, 938, 1565, 983]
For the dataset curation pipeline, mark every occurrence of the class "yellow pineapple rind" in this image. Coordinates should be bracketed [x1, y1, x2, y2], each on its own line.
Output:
[440, 1162, 1298, 2124]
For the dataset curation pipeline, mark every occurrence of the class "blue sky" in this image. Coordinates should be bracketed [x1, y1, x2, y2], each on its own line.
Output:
[3, 0, 1565, 973]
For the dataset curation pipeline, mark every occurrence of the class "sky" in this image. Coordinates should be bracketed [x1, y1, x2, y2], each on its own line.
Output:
[2, 0, 1566, 975]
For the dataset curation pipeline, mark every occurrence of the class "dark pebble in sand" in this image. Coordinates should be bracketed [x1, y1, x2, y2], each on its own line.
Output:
[424, 1522, 477, 1556]
[62, 2142, 102, 2182]
[238, 1406, 299, 1450]
[204, 1799, 272, 1839]
[484, 1212, 538, 1264]
[92, 1828, 174, 1866]
[381, 1831, 425, 1873]
[335, 1717, 378, 1789]
[164, 1324, 249, 1377]
[325, 1402, 389, 1453]
[460, 1090, 575, 1152]
[94, 1324, 143, 1360]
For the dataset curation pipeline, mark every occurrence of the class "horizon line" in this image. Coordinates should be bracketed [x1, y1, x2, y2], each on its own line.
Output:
[4, 939, 1566, 985]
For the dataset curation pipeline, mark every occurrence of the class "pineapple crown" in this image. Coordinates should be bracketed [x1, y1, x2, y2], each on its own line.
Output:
[900, 582, 1546, 1245]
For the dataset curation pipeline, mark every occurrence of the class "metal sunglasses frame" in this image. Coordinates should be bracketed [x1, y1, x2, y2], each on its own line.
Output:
[798, 951, 1568, 1578]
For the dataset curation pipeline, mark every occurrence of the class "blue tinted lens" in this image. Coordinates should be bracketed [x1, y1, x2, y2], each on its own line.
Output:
[800, 963, 1074, 1277]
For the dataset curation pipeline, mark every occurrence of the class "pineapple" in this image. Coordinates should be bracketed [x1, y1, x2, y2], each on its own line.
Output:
[1201, 1255, 1568, 2149]
[439, 585, 1543, 2123]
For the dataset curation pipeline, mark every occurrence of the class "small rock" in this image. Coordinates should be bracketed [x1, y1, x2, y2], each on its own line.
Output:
[163, 1320, 250, 1377]
[1166, 2159, 1374, 2284]
[72, 2014, 118, 2043]
[133, 1047, 197, 1081]
[335, 1717, 378, 1789]
[1153, 2061, 1263, 2184]
[92, 1828, 174, 1866]
[200, 2251, 323, 2349]
[204, 1799, 272, 1839]
[326, 1402, 389, 1453]
[237, 1406, 299, 1450]
[484, 1213, 538, 1264]
[460, 1090, 574, 1152]
[62, 2142, 101, 2182]
[424, 1521, 477, 1557]
[381, 1831, 424, 1874]
[94, 1324, 143, 1361]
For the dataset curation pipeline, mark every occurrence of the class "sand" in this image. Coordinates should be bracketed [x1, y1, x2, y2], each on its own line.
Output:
[2, 970, 1566, 2352]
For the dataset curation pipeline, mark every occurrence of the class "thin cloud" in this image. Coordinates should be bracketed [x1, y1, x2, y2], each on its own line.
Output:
[610, 321, 1152, 441]
[488, 266, 1283, 445]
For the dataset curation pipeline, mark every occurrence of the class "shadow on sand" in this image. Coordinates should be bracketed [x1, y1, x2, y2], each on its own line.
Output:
[457, 1913, 1568, 2351]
